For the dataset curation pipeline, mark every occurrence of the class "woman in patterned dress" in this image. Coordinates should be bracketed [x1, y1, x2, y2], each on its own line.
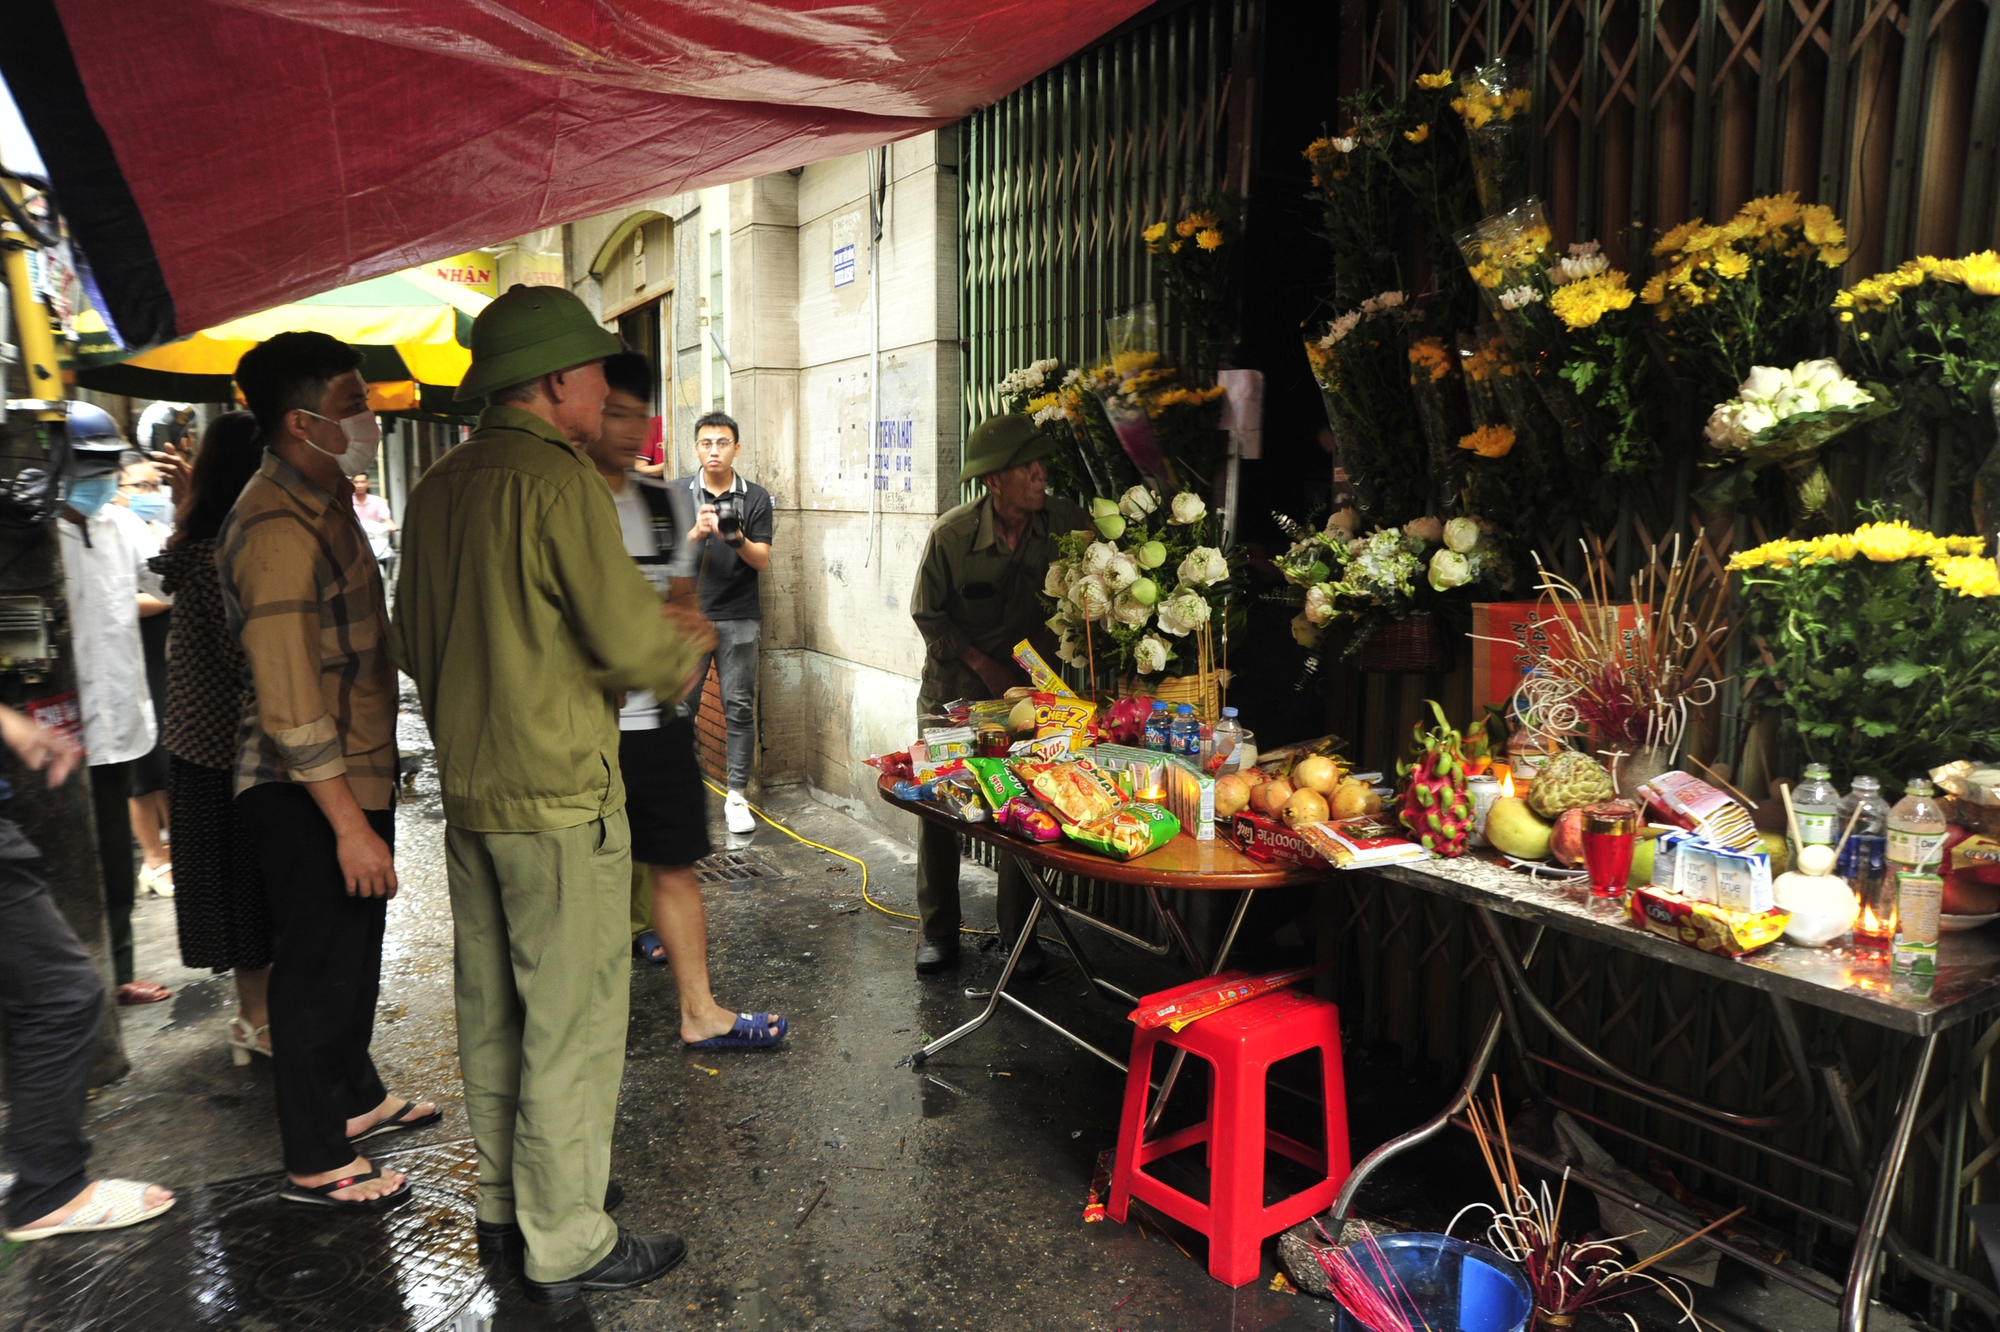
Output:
[150, 412, 276, 1062]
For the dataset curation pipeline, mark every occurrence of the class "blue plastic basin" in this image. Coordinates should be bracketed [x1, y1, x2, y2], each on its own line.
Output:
[1329, 1232, 1533, 1332]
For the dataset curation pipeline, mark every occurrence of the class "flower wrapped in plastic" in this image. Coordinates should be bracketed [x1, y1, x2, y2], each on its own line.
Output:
[1303, 290, 1426, 522]
[1451, 61, 1533, 211]
[1699, 359, 1890, 521]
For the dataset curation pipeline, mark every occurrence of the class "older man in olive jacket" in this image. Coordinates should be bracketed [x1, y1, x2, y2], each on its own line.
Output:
[908, 415, 1089, 977]
[391, 286, 713, 1303]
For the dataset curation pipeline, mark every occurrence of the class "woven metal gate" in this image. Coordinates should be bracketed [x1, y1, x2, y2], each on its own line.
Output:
[957, 0, 1255, 468]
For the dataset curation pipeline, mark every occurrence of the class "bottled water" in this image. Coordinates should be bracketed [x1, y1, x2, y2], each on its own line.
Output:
[1170, 704, 1199, 758]
[1143, 701, 1170, 752]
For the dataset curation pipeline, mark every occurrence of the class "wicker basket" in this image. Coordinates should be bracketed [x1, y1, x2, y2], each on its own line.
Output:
[1117, 669, 1231, 722]
[1355, 612, 1453, 674]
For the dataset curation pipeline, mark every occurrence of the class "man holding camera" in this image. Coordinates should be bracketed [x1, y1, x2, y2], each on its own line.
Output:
[680, 414, 771, 836]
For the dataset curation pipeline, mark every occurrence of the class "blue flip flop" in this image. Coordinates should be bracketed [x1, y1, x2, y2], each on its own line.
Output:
[683, 1012, 788, 1051]
[633, 930, 666, 964]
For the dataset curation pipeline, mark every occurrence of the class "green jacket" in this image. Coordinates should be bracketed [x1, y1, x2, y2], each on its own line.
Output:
[390, 406, 703, 832]
[911, 493, 1089, 713]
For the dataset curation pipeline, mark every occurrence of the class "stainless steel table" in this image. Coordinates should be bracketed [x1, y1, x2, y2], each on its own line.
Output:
[1329, 852, 2000, 1332]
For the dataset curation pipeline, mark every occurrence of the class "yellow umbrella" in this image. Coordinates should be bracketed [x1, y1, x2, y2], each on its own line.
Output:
[78, 268, 489, 402]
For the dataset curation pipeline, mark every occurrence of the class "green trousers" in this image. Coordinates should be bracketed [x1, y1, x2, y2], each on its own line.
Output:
[445, 810, 633, 1283]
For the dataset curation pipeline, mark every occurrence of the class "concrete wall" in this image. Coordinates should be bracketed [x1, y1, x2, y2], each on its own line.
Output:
[566, 132, 961, 838]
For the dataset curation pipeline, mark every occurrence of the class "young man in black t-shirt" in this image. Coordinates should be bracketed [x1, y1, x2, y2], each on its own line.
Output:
[678, 413, 772, 835]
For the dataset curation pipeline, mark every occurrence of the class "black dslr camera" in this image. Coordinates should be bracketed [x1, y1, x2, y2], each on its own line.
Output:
[713, 491, 744, 544]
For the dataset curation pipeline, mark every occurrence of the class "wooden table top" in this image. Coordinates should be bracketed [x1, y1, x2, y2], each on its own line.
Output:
[876, 774, 1323, 891]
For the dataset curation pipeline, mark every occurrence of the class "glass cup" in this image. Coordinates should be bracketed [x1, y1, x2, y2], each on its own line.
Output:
[1582, 801, 1638, 898]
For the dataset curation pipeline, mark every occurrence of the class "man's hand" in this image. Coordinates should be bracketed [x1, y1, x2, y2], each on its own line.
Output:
[337, 824, 399, 899]
[687, 504, 721, 543]
[0, 706, 81, 788]
[962, 647, 1022, 699]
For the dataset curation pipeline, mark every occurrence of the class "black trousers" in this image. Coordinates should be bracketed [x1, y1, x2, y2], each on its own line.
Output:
[88, 760, 136, 986]
[238, 783, 393, 1175]
[0, 818, 104, 1227]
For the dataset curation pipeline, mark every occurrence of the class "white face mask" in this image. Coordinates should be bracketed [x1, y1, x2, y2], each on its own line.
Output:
[300, 409, 382, 477]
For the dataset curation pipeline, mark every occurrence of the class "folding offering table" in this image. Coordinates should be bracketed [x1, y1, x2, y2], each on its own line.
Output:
[1329, 854, 2000, 1332]
[878, 775, 1321, 1076]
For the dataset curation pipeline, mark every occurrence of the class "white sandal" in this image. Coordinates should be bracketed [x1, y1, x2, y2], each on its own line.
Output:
[139, 863, 174, 898]
[3, 1178, 176, 1240]
[228, 1016, 272, 1065]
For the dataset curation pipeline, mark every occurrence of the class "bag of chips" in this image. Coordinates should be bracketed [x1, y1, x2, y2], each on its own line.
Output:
[964, 757, 1028, 814]
[1017, 759, 1123, 826]
[1063, 802, 1181, 860]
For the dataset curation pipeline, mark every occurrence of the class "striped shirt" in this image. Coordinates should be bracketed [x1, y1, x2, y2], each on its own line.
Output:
[217, 450, 397, 808]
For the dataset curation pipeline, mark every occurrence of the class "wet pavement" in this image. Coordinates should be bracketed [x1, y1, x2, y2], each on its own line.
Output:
[0, 742, 1928, 1331]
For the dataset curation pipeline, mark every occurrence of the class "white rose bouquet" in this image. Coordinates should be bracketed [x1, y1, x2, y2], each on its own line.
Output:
[1700, 358, 1890, 520]
[1272, 509, 1514, 660]
[1040, 486, 1239, 681]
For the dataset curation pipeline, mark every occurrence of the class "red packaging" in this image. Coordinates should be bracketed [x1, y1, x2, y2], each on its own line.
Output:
[1228, 812, 1326, 868]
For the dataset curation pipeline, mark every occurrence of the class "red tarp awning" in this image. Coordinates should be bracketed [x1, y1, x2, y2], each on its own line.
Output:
[3, 0, 1149, 350]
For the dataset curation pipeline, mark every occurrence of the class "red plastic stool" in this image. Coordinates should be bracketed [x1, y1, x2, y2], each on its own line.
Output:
[1108, 973, 1350, 1286]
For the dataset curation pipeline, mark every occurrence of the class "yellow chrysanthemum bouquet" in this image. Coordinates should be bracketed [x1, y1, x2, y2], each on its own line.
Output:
[1834, 251, 2000, 534]
[1730, 518, 2000, 785]
[1142, 195, 1241, 384]
[1640, 192, 1849, 409]
[1449, 60, 1533, 211]
[1455, 199, 1659, 487]
[994, 352, 1225, 502]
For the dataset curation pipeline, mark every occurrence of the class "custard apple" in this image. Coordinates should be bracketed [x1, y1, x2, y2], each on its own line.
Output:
[1528, 750, 1617, 817]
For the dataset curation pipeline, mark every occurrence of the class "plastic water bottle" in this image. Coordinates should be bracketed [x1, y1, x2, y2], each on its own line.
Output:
[1171, 704, 1199, 758]
[1212, 707, 1243, 771]
[1790, 762, 1841, 865]
[1838, 775, 1891, 929]
[1143, 701, 1170, 752]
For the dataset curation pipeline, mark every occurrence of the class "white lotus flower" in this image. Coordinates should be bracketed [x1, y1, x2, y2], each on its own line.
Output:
[1176, 546, 1229, 587]
[1111, 591, 1153, 627]
[1057, 632, 1084, 667]
[1043, 563, 1071, 598]
[1771, 385, 1819, 420]
[1168, 492, 1207, 526]
[1736, 401, 1778, 437]
[1403, 516, 1443, 543]
[1497, 285, 1543, 310]
[1118, 485, 1159, 522]
[1134, 634, 1170, 674]
[1429, 549, 1473, 591]
[1739, 365, 1789, 402]
[1443, 516, 1482, 553]
[1304, 583, 1336, 626]
[1155, 588, 1213, 637]
[1791, 358, 1844, 394]
[1820, 378, 1874, 409]
[1068, 573, 1111, 621]
[1082, 541, 1117, 575]
[1105, 552, 1141, 591]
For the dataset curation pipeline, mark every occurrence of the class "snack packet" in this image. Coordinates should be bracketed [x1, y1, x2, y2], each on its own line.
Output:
[1031, 694, 1096, 738]
[931, 773, 988, 823]
[964, 757, 1028, 814]
[1017, 758, 1123, 825]
[1000, 797, 1062, 842]
[1010, 732, 1080, 762]
[1011, 640, 1079, 697]
[1063, 802, 1180, 860]
[1628, 885, 1788, 956]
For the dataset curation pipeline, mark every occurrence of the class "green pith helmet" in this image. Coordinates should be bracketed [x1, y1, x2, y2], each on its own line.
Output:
[961, 414, 1056, 480]
[454, 284, 624, 402]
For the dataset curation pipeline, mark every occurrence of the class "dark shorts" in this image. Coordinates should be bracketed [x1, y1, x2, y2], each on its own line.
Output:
[619, 718, 712, 869]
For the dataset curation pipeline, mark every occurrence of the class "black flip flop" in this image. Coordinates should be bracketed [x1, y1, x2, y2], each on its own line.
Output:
[278, 1166, 413, 1211]
[349, 1097, 443, 1143]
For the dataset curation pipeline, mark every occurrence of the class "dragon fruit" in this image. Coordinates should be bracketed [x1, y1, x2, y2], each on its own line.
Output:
[1396, 699, 1474, 858]
[1104, 694, 1154, 746]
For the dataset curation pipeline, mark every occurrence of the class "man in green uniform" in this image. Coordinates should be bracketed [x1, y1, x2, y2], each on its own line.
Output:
[909, 415, 1089, 976]
[391, 286, 712, 1302]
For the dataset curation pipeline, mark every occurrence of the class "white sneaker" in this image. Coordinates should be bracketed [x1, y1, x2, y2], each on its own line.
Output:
[725, 791, 756, 834]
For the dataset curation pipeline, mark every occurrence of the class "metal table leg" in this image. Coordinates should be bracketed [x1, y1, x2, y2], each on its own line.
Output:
[1330, 925, 1546, 1220]
[1140, 887, 1259, 1134]
[1840, 1033, 1941, 1332]
[908, 895, 1045, 1066]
